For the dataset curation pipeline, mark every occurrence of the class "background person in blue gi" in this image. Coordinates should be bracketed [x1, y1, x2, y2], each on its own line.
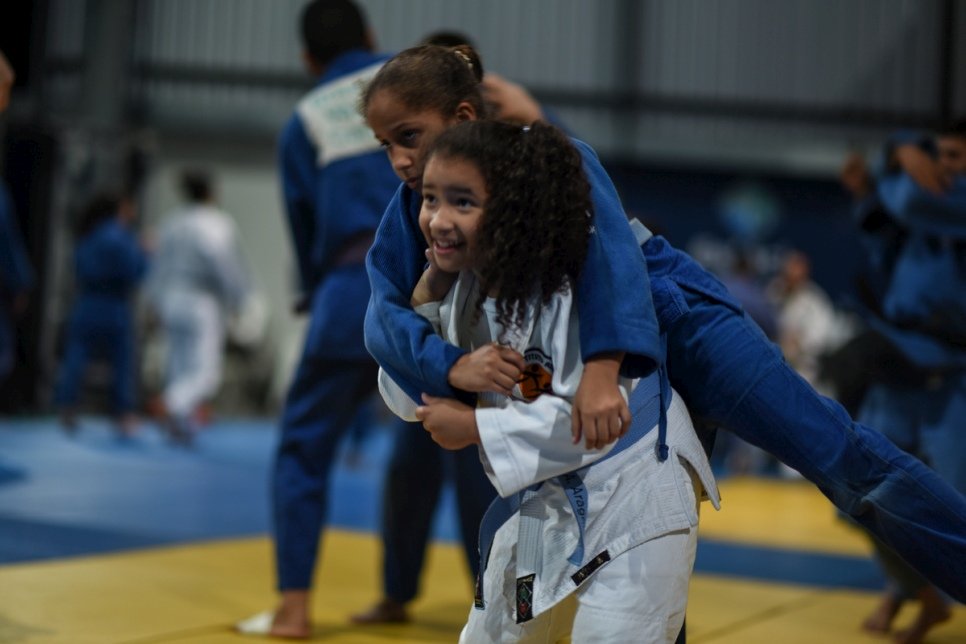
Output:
[377, 119, 719, 643]
[0, 50, 35, 389]
[144, 169, 251, 445]
[351, 29, 550, 628]
[840, 119, 966, 644]
[360, 43, 966, 606]
[54, 192, 149, 435]
[234, 1, 488, 638]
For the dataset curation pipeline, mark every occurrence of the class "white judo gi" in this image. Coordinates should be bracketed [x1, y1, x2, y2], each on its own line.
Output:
[379, 272, 719, 643]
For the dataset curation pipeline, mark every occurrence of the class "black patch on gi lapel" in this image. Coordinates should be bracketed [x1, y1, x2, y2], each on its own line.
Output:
[515, 574, 536, 623]
[571, 550, 611, 586]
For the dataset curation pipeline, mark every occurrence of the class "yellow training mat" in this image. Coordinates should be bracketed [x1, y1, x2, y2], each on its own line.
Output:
[2, 527, 965, 644]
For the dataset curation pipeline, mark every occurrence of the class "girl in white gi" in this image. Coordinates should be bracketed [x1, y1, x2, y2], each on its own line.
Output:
[377, 119, 718, 643]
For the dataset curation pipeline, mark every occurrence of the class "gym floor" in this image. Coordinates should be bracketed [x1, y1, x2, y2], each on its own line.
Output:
[1, 417, 963, 644]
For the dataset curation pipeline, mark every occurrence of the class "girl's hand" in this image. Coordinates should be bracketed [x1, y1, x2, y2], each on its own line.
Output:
[411, 248, 458, 306]
[573, 353, 631, 450]
[416, 394, 479, 450]
[448, 343, 526, 395]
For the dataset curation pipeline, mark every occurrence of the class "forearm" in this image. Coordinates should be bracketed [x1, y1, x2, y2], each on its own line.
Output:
[364, 188, 467, 400]
[573, 140, 661, 376]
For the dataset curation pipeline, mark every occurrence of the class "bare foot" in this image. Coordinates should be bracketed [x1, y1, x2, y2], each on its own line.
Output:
[60, 410, 78, 435]
[893, 586, 951, 644]
[350, 598, 409, 624]
[116, 413, 139, 437]
[862, 592, 902, 634]
[271, 591, 312, 639]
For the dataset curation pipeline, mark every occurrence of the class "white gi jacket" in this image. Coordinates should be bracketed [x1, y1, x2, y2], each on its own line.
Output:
[378, 272, 719, 621]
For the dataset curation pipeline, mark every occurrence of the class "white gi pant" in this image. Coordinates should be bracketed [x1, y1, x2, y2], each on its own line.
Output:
[159, 290, 224, 421]
[459, 412, 717, 644]
[459, 462, 702, 644]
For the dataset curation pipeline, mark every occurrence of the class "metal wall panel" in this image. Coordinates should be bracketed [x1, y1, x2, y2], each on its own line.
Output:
[35, 0, 965, 171]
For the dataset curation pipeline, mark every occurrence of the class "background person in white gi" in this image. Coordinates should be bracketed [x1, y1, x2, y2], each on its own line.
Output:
[145, 170, 251, 444]
[376, 120, 718, 643]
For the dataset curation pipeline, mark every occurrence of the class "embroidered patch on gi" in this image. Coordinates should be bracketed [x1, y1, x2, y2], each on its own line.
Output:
[516, 348, 554, 400]
[571, 550, 611, 586]
[515, 574, 536, 623]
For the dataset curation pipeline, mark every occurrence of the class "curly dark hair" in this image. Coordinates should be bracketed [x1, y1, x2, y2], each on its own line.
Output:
[427, 120, 591, 334]
[360, 44, 487, 120]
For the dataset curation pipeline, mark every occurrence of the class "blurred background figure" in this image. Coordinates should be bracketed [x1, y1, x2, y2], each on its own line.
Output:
[236, 1, 409, 638]
[838, 119, 966, 644]
[0, 51, 35, 392]
[768, 249, 849, 394]
[143, 169, 252, 445]
[54, 192, 148, 436]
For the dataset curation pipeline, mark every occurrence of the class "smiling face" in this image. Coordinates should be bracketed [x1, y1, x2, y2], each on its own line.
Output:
[418, 153, 488, 274]
[365, 87, 476, 193]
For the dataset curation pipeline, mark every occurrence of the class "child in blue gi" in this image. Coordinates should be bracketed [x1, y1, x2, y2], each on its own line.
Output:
[360, 43, 966, 605]
[54, 193, 148, 435]
[376, 119, 718, 643]
[844, 119, 966, 643]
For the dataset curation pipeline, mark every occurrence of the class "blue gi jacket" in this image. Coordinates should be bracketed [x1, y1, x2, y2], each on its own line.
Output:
[70, 218, 147, 332]
[0, 182, 34, 303]
[853, 132, 966, 367]
[279, 49, 398, 361]
[364, 138, 662, 402]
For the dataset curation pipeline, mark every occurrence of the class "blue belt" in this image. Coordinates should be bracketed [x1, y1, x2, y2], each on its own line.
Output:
[474, 366, 671, 610]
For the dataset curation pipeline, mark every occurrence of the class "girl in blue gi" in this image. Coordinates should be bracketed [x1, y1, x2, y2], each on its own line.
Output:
[378, 119, 718, 643]
[55, 193, 148, 435]
[360, 43, 966, 605]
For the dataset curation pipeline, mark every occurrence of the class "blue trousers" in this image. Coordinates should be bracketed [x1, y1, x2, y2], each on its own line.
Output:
[0, 303, 13, 379]
[380, 423, 494, 603]
[858, 374, 966, 599]
[54, 304, 137, 414]
[645, 235, 966, 604]
[273, 356, 382, 590]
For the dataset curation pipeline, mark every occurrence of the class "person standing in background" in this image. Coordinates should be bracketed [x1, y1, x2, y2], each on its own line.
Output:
[0, 51, 35, 388]
[144, 170, 251, 445]
[236, 1, 413, 638]
[54, 193, 148, 435]
[841, 121, 966, 644]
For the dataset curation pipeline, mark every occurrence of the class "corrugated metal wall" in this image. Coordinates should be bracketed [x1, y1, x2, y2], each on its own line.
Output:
[37, 0, 961, 172]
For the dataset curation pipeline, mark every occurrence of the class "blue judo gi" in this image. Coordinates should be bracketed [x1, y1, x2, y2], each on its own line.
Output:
[0, 181, 34, 379]
[850, 138, 966, 599]
[365, 137, 966, 604]
[272, 49, 492, 595]
[55, 218, 148, 414]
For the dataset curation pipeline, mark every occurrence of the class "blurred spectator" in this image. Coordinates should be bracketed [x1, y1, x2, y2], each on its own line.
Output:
[842, 121, 966, 643]
[0, 51, 35, 389]
[54, 193, 148, 436]
[768, 249, 844, 392]
[144, 169, 251, 445]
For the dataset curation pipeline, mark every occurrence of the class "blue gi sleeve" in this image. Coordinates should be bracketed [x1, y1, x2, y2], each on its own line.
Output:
[278, 115, 319, 295]
[365, 185, 469, 402]
[877, 174, 966, 237]
[0, 183, 34, 297]
[571, 139, 661, 377]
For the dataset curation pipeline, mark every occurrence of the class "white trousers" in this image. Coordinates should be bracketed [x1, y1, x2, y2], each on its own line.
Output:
[459, 484, 699, 644]
[159, 291, 224, 420]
